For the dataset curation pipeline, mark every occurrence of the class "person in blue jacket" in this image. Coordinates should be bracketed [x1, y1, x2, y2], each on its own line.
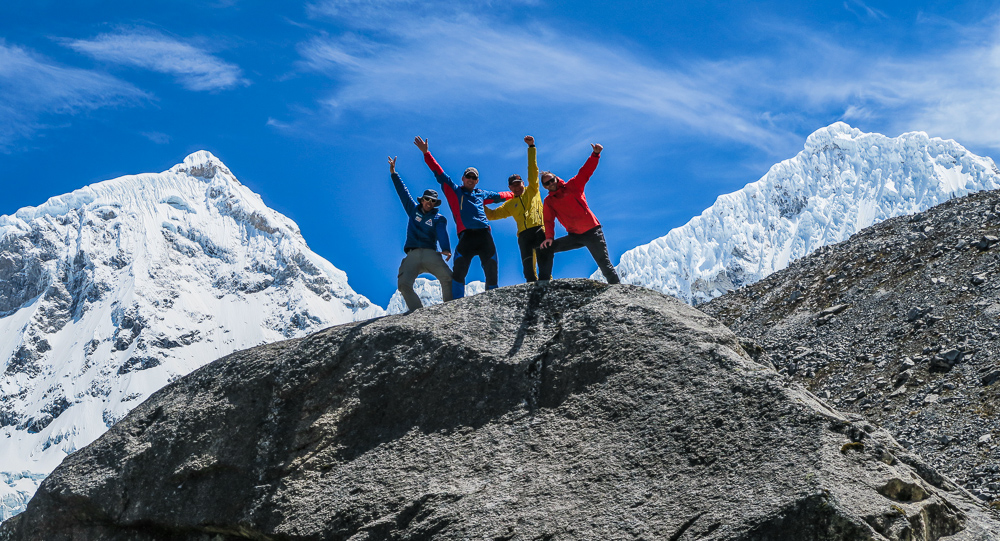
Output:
[389, 156, 453, 312]
[413, 136, 513, 300]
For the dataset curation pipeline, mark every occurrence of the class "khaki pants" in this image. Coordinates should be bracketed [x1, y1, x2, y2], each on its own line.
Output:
[397, 248, 454, 312]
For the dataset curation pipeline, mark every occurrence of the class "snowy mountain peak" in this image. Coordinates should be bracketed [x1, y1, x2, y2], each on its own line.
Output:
[166, 150, 232, 181]
[0, 154, 383, 520]
[607, 123, 1000, 304]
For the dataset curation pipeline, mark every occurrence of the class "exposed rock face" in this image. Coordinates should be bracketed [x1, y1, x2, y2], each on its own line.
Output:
[702, 189, 1000, 506]
[3, 281, 998, 540]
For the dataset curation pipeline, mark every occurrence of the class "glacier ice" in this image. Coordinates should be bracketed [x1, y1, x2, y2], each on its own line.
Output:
[0, 150, 384, 521]
[600, 122, 1000, 304]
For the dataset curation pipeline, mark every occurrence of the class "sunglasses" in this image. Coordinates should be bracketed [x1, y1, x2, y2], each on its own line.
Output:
[420, 196, 436, 202]
[541, 177, 556, 186]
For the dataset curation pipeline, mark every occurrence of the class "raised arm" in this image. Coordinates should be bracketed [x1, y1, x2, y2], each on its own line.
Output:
[388, 156, 416, 214]
[525, 135, 539, 198]
[414, 136, 461, 193]
[566, 143, 602, 190]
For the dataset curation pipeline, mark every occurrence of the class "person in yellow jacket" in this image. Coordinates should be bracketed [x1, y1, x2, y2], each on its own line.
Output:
[485, 135, 553, 282]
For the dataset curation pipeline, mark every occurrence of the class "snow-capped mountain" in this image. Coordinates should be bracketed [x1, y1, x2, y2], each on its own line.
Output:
[0, 151, 384, 520]
[604, 122, 1000, 304]
[386, 278, 486, 314]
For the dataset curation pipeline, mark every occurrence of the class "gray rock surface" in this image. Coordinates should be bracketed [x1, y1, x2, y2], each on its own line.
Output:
[3, 280, 998, 540]
[702, 189, 1000, 506]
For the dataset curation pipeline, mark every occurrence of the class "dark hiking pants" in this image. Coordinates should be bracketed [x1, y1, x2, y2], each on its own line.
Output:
[545, 225, 620, 284]
[451, 228, 499, 299]
[517, 225, 553, 282]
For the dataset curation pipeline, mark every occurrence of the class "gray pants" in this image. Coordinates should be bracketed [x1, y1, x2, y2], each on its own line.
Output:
[397, 248, 454, 312]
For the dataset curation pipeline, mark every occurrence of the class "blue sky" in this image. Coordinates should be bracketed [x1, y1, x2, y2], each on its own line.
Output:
[3, 1, 1000, 307]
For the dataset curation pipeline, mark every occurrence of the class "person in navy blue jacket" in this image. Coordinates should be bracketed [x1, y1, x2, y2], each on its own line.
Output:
[414, 136, 513, 301]
[389, 156, 453, 312]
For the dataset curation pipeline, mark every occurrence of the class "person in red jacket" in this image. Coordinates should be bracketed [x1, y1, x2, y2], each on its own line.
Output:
[538, 143, 620, 284]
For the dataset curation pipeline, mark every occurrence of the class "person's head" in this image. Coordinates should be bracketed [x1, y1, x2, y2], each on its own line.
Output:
[462, 167, 479, 190]
[507, 174, 525, 197]
[540, 171, 559, 192]
[419, 189, 441, 212]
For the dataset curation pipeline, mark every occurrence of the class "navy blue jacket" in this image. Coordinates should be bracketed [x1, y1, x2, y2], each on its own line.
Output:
[392, 172, 451, 253]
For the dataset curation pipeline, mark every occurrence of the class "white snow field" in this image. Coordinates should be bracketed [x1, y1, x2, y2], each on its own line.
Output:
[0, 151, 384, 520]
[602, 122, 1000, 304]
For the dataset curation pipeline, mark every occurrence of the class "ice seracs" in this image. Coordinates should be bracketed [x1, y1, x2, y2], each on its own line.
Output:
[0, 151, 384, 520]
[603, 122, 1000, 304]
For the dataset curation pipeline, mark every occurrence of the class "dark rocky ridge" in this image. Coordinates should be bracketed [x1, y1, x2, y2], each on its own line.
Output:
[702, 188, 1000, 506]
[3, 280, 998, 540]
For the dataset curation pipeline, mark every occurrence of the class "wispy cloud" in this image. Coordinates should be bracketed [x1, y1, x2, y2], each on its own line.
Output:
[843, 0, 887, 22]
[64, 30, 248, 91]
[0, 41, 146, 151]
[140, 131, 171, 144]
[294, 5, 1000, 155]
[296, 15, 790, 149]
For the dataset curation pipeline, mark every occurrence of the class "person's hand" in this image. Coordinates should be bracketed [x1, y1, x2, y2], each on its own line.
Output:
[441, 251, 452, 262]
[414, 136, 429, 153]
[524, 135, 534, 146]
[388, 156, 397, 174]
[540, 239, 552, 249]
[591, 143, 603, 155]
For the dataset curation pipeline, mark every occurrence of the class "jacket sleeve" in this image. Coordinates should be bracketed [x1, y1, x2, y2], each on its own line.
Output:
[525, 145, 540, 199]
[566, 152, 600, 190]
[424, 151, 460, 194]
[543, 198, 556, 240]
[485, 201, 513, 221]
[482, 190, 514, 204]
[391, 172, 416, 214]
[435, 215, 451, 253]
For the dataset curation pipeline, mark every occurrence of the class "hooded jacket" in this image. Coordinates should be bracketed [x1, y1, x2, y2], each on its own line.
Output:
[542, 152, 601, 239]
[485, 145, 544, 234]
[392, 172, 451, 253]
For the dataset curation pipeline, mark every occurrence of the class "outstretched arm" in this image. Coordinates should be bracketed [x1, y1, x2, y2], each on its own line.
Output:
[482, 189, 515, 204]
[389, 156, 416, 213]
[415, 135, 460, 193]
[485, 201, 513, 221]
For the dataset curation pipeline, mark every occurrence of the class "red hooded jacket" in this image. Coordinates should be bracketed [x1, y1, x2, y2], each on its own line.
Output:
[542, 152, 601, 240]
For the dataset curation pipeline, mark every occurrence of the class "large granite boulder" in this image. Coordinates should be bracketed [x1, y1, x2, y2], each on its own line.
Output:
[2, 280, 997, 540]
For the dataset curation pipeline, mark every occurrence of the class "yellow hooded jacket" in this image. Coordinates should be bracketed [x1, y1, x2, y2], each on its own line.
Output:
[485, 146, 544, 233]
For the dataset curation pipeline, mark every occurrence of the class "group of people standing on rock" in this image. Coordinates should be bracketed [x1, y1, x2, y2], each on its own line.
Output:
[390, 135, 620, 313]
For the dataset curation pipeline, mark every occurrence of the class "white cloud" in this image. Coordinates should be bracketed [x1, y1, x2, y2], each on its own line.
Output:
[296, 16, 790, 149]
[843, 0, 887, 21]
[293, 7, 1000, 155]
[0, 41, 147, 150]
[64, 30, 248, 91]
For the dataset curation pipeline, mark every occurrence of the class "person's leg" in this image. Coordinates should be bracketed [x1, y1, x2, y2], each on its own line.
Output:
[396, 252, 423, 311]
[450, 232, 472, 300]
[549, 233, 585, 253]
[517, 228, 538, 282]
[532, 227, 553, 280]
[581, 226, 620, 284]
[422, 249, 454, 302]
[480, 231, 500, 290]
